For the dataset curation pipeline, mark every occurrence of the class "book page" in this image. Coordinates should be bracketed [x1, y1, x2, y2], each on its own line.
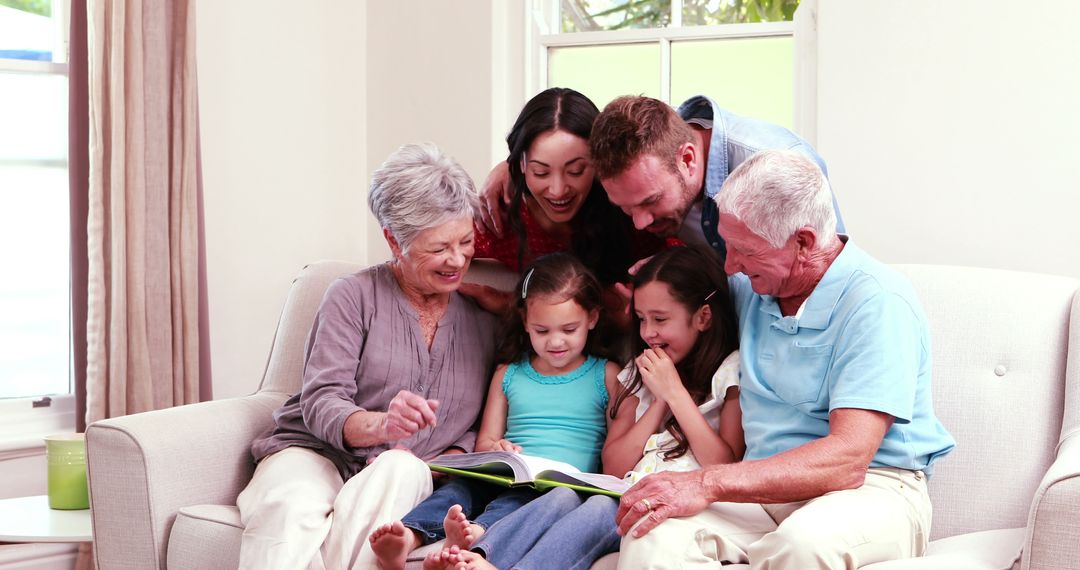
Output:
[512, 454, 583, 479]
[428, 451, 531, 482]
[536, 470, 631, 495]
[427, 452, 586, 484]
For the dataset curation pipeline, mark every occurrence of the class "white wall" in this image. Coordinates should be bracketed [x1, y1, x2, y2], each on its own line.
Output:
[198, 1, 369, 398]
[813, 0, 1080, 278]
[198, 2, 523, 399]
[363, 1, 524, 262]
[195, 0, 1080, 401]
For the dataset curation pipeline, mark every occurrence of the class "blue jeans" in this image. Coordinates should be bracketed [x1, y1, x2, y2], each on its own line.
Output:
[400, 478, 541, 545]
[472, 486, 620, 570]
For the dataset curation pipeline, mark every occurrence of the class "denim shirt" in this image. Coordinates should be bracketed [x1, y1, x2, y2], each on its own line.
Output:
[676, 95, 847, 260]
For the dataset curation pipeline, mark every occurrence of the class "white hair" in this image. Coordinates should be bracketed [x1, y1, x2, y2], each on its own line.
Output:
[368, 143, 478, 252]
[713, 150, 837, 248]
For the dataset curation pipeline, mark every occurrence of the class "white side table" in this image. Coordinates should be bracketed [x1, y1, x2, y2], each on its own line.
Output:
[0, 495, 92, 543]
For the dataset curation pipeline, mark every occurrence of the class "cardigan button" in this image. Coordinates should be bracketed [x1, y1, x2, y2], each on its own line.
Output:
[993, 365, 1007, 377]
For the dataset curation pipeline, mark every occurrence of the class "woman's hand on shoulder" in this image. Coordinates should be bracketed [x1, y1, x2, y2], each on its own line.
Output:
[478, 161, 512, 236]
[458, 283, 512, 315]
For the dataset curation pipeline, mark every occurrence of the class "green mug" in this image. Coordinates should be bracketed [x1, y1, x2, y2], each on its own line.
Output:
[45, 433, 90, 510]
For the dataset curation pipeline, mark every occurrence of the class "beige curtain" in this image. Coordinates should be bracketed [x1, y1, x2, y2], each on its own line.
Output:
[85, 0, 208, 424]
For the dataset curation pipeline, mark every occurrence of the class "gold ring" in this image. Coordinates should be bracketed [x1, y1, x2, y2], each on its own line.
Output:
[641, 498, 652, 511]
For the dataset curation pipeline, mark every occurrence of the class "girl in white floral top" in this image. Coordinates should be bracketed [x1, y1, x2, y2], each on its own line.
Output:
[603, 245, 744, 484]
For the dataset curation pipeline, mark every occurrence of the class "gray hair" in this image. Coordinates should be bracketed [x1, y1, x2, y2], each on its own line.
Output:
[713, 150, 837, 248]
[368, 143, 478, 252]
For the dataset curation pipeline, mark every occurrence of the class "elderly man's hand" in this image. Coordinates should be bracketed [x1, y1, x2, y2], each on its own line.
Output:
[385, 390, 440, 441]
[617, 470, 714, 537]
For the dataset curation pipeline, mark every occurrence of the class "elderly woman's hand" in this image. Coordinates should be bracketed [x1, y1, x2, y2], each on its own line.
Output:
[342, 391, 441, 448]
[617, 470, 714, 537]
[385, 390, 440, 441]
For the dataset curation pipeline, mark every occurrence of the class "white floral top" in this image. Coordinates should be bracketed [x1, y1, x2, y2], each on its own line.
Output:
[619, 351, 741, 484]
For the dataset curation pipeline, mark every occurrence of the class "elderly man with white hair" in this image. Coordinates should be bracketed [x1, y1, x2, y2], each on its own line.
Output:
[615, 150, 956, 569]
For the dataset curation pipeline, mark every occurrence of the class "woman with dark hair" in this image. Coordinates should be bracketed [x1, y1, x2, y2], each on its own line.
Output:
[464, 88, 671, 314]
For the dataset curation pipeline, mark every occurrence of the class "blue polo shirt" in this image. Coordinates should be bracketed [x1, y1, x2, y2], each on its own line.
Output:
[732, 241, 955, 474]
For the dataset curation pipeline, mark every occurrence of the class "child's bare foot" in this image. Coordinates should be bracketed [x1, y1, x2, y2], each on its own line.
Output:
[422, 545, 465, 570]
[369, 521, 418, 570]
[422, 546, 495, 570]
[443, 504, 486, 548]
[454, 549, 497, 570]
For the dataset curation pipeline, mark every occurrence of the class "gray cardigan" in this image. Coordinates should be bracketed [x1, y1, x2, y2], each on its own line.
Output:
[251, 263, 499, 478]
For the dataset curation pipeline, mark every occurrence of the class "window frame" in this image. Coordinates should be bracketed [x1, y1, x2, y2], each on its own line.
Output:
[0, 395, 76, 460]
[0, 0, 76, 449]
[524, 0, 819, 144]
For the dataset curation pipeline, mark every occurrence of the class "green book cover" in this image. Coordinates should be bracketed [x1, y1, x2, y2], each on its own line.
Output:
[427, 452, 629, 497]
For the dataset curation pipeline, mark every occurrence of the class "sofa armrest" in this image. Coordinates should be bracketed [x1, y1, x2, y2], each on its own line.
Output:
[86, 391, 288, 570]
[1023, 433, 1080, 570]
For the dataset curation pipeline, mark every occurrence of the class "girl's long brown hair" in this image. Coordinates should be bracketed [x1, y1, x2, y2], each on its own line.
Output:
[609, 245, 739, 460]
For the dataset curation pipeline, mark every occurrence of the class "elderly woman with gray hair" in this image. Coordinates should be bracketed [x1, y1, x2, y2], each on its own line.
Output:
[237, 143, 499, 570]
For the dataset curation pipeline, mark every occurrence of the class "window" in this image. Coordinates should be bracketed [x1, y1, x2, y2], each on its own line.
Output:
[0, 0, 74, 447]
[527, 0, 803, 130]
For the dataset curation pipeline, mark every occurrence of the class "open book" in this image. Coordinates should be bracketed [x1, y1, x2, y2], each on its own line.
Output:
[428, 451, 630, 498]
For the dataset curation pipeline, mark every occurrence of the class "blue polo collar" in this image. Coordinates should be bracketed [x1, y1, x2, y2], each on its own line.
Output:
[759, 237, 860, 334]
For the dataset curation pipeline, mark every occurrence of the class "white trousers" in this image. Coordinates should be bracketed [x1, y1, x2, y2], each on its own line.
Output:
[237, 448, 433, 570]
[618, 467, 932, 570]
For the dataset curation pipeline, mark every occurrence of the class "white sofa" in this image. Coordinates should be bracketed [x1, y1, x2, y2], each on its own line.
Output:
[86, 261, 1080, 569]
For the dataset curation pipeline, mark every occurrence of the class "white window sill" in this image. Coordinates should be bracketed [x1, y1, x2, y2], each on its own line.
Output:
[0, 395, 76, 461]
[0, 542, 79, 565]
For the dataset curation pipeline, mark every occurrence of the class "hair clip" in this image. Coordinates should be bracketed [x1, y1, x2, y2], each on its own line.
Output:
[522, 268, 535, 299]
[704, 290, 718, 303]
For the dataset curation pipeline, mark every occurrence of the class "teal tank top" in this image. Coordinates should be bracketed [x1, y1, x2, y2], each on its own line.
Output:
[501, 355, 609, 473]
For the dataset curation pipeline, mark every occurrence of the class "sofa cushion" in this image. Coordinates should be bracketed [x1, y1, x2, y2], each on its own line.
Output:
[894, 265, 1076, 540]
[862, 527, 1023, 570]
[166, 504, 242, 570]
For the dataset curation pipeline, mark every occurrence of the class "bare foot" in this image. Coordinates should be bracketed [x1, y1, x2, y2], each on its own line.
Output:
[455, 549, 497, 570]
[422, 546, 462, 570]
[369, 521, 418, 570]
[443, 504, 486, 549]
[422, 546, 496, 570]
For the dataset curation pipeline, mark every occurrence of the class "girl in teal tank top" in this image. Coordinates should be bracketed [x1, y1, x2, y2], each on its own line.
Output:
[371, 253, 623, 568]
